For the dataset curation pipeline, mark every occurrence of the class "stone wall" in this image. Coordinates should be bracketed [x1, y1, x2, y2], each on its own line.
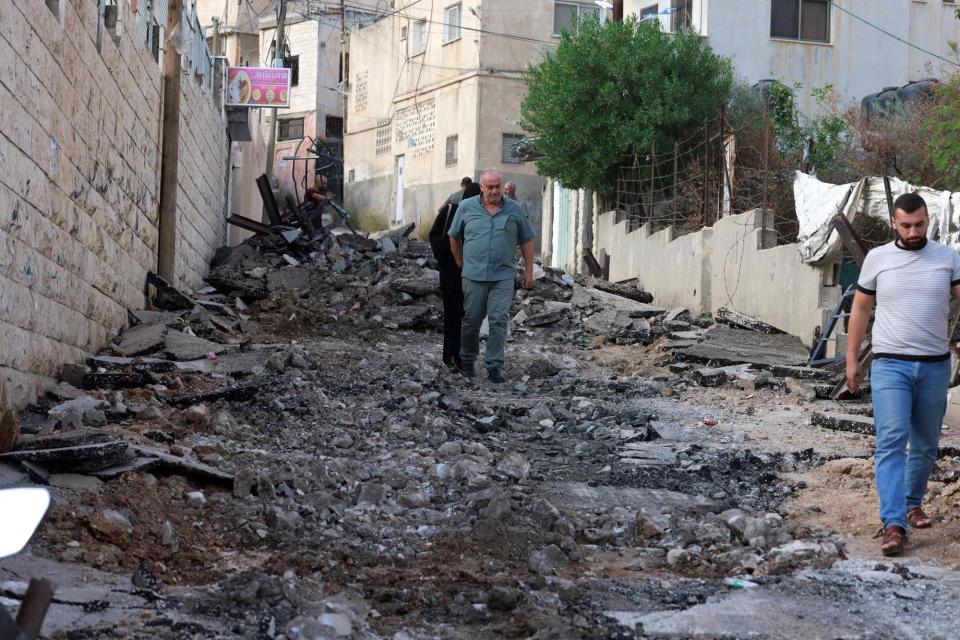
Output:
[0, 0, 229, 409]
[594, 209, 841, 346]
[176, 69, 229, 289]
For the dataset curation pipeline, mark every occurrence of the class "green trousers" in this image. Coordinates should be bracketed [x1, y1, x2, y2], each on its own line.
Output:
[460, 277, 514, 369]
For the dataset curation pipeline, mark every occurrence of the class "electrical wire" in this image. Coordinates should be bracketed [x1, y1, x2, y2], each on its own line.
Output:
[827, 0, 960, 68]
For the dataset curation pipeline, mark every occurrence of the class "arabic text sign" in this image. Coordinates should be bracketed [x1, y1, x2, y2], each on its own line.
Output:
[225, 67, 291, 108]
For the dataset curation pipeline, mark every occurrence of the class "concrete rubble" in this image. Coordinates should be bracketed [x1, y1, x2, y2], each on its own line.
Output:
[1, 225, 955, 639]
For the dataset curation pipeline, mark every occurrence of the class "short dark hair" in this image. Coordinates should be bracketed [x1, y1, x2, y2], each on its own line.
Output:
[893, 192, 927, 216]
[460, 176, 472, 187]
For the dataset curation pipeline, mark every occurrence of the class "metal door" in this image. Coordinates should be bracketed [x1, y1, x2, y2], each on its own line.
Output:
[394, 155, 405, 224]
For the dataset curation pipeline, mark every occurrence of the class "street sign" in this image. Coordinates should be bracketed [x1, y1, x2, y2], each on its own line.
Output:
[225, 67, 291, 108]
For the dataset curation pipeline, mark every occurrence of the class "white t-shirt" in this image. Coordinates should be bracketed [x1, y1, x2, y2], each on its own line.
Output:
[857, 239, 960, 359]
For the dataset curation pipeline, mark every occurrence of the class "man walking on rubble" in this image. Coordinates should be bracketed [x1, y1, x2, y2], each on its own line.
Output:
[447, 170, 536, 383]
[846, 192, 960, 556]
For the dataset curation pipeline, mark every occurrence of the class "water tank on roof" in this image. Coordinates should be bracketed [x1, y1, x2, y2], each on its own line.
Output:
[875, 87, 901, 114]
[861, 92, 879, 114]
[897, 78, 940, 105]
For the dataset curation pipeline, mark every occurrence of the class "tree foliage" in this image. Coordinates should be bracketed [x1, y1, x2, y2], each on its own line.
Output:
[520, 16, 733, 193]
[923, 74, 960, 189]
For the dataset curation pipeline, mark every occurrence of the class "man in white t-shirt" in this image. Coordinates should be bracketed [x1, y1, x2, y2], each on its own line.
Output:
[847, 192, 960, 556]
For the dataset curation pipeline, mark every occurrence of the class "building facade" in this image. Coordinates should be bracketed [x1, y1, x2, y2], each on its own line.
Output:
[625, 0, 960, 114]
[343, 0, 566, 242]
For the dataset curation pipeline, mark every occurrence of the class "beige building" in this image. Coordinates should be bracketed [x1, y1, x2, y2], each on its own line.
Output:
[257, 6, 383, 207]
[343, 0, 575, 244]
[627, 1, 960, 114]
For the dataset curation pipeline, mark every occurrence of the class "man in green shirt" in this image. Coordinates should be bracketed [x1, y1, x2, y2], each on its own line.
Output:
[447, 170, 536, 383]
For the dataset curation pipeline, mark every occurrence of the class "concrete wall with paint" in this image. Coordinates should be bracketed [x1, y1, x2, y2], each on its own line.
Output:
[593, 209, 839, 345]
[0, 0, 229, 409]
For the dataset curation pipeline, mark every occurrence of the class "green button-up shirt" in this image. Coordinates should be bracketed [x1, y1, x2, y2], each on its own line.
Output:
[447, 195, 536, 282]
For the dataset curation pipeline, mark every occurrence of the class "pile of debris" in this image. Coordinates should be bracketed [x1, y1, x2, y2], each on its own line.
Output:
[0, 223, 852, 638]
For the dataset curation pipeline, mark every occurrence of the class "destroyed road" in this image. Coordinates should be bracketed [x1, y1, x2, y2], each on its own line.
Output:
[5, 232, 960, 639]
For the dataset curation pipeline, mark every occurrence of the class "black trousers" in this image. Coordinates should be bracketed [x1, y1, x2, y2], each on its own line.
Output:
[439, 264, 464, 363]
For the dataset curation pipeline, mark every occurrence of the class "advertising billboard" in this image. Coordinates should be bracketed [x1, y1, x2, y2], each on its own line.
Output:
[225, 67, 291, 108]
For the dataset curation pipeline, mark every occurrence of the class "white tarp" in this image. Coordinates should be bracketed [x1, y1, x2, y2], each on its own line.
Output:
[795, 171, 957, 264]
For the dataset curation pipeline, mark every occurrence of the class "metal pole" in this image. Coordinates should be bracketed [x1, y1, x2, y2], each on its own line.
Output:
[649, 141, 656, 225]
[264, 0, 289, 177]
[700, 118, 708, 226]
[762, 104, 770, 244]
[672, 141, 678, 228]
[717, 104, 725, 217]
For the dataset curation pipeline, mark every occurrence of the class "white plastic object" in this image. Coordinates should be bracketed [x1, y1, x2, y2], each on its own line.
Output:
[0, 488, 50, 559]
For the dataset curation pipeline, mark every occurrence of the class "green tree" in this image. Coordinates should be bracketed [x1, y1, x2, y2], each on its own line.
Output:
[520, 15, 733, 192]
[923, 74, 960, 189]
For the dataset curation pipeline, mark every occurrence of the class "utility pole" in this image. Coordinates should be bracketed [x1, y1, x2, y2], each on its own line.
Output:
[264, 0, 289, 177]
[340, 0, 346, 135]
[157, 0, 184, 282]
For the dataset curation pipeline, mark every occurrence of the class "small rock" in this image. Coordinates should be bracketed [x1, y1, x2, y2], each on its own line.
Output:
[317, 612, 352, 637]
[528, 544, 569, 575]
[480, 494, 512, 521]
[487, 587, 521, 612]
[183, 404, 211, 426]
[358, 482, 389, 506]
[496, 453, 530, 482]
[265, 352, 287, 372]
[233, 468, 256, 498]
[136, 406, 163, 421]
[691, 368, 726, 387]
[186, 491, 206, 508]
[83, 409, 107, 427]
[288, 353, 308, 369]
[161, 521, 180, 550]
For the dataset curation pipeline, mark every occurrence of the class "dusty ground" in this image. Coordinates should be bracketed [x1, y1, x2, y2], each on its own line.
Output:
[7, 238, 960, 638]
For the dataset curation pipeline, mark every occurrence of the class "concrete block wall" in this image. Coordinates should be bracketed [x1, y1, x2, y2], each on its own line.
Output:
[0, 0, 229, 409]
[594, 209, 840, 346]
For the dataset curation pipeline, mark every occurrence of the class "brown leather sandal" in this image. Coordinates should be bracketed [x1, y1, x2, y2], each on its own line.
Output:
[907, 507, 933, 529]
[881, 525, 907, 556]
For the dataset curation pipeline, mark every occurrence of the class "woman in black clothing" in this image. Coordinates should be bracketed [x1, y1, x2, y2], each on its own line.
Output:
[429, 182, 482, 369]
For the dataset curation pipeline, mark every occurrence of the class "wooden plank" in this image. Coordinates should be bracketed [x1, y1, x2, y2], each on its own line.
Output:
[227, 215, 272, 236]
[583, 248, 603, 278]
[599, 248, 610, 280]
[831, 213, 868, 266]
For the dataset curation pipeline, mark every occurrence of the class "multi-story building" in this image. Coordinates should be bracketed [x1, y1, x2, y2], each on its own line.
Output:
[343, 0, 576, 244]
[626, 0, 960, 113]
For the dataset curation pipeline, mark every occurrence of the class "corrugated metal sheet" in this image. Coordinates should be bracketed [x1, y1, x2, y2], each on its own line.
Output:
[153, 0, 168, 28]
[136, 0, 149, 37]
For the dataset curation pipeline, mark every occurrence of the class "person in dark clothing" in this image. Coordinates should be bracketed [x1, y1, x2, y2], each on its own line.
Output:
[430, 182, 482, 369]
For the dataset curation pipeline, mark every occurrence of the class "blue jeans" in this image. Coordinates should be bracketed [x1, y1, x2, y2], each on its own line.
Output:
[872, 357, 951, 530]
[460, 278, 513, 369]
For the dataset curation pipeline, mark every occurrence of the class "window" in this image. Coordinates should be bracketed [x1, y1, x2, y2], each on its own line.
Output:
[445, 135, 458, 165]
[671, 0, 692, 31]
[639, 4, 659, 21]
[348, 169, 356, 182]
[376, 120, 392, 155]
[401, 25, 408, 40]
[443, 3, 461, 42]
[553, 2, 601, 36]
[501, 133, 524, 164]
[771, 0, 830, 42]
[325, 115, 344, 139]
[45, 0, 59, 18]
[278, 117, 305, 141]
[411, 19, 427, 54]
[285, 55, 299, 87]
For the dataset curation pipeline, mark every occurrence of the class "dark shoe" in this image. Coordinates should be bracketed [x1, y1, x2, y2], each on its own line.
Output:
[907, 507, 933, 529]
[487, 368, 507, 383]
[461, 362, 476, 378]
[880, 525, 907, 556]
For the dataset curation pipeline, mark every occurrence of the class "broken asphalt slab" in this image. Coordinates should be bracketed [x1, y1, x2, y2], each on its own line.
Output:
[811, 411, 876, 436]
[672, 326, 812, 369]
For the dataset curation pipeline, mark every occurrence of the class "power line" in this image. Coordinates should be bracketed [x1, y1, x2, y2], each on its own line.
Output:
[827, 0, 960, 68]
